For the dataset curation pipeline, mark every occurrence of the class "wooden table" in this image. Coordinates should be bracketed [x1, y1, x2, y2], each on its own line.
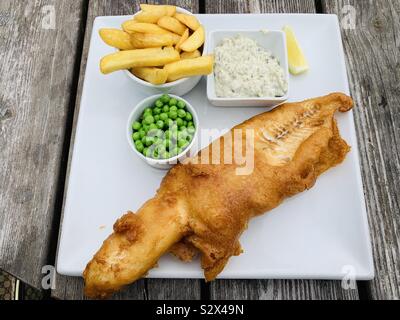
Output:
[0, 0, 399, 300]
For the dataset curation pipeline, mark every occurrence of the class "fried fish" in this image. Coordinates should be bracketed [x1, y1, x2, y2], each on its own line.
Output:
[84, 93, 353, 298]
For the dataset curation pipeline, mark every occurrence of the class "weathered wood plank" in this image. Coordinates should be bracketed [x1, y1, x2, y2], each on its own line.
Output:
[322, 0, 400, 300]
[0, 0, 85, 290]
[205, 0, 359, 300]
[205, 0, 316, 14]
[52, 0, 201, 300]
[210, 279, 359, 300]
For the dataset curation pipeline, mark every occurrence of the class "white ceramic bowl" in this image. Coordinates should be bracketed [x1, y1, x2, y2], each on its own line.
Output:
[127, 94, 199, 170]
[206, 30, 290, 107]
[124, 7, 203, 96]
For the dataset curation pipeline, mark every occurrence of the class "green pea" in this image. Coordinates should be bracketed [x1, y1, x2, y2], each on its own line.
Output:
[144, 115, 154, 125]
[169, 98, 178, 106]
[153, 107, 161, 115]
[178, 139, 188, 148]
[186, 134, 193, 142]
[161, 94, 171, 104]
[177, 147, 183, 154]
[141, 136, 147, 145]
[181, 129, 188, 136]
[149, 123, 158, 131]
[142, 124, 150, 133]
[160, 113, 168, 121]
[147, 129, 157, 137]
[156, 144, 166, 154]
[148, 129, 163, 138]
[187, 121, 194, 128]
[156, 120, 164, 129]
[169, 110, 178, 120]
[165, 139, 174, 148]
[177, 100, 186, 109]
[152, 149, 160, 159]
[182, 120, 188, 127]
[164, 130, 172, 140]
[185, 113, 193, 121]
[180, 126, 187, 132]
[178, 131, 188, 141]
[145, 136, 155, 147]
[132, 121, 142, 131]
[135, 140, 144, 152]
[143, 107, 152, 115]
[154, 114, 160, 122]
[155, 100, 163, 108]
[187, 127, 196, 135]
[144, 148, 152, 157]
[163, 151, 170, 159]
[139, 129, 146, 139]
[162, 105, 170, 113]
[154, 137, 162, 145]
[143, 112, 152, 121]
[176, 118, 184, 127]
[169, 105, 178, 113]
[178, 109, 186, 118]
[132, 132, 141, 141]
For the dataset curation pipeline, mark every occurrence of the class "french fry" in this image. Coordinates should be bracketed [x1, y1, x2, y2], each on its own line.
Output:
[100, 47, 180, 74]
[131, 67, 168, 85]
[174, 13, 200, 31]
[99, 28, 134, 50]
[180, 50, 202, 60]
[180, 25, 205, 52]
[135, 7, 167, 23]
[157, 16, 187, 36]
[140, 4, 176, 16]
[121, 19, 137, 32]
[164, 55, 214, 82]
[131, 33, 180, 48]
[122, 22, 169, 35]
[175, 28, 189, 52]
[122, 19, 137, 33]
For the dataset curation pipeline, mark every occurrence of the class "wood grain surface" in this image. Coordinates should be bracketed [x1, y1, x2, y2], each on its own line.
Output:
[1, 0, 398, 301]
[0, 0, 85, 289]
[322, 0, 400, 300]
[204, 0, 316, 13]
[52, 0, 201, 300]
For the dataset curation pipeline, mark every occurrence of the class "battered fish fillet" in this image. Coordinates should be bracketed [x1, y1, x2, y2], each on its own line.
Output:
[84, 93, 353, 298]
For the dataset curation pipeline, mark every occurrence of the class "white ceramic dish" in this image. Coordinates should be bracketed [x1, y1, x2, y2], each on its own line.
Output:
[123, 7, 203, 96]
[57, 14, 374, 281]
[127, 94, 199, 170]
[207, 29, 289, 107]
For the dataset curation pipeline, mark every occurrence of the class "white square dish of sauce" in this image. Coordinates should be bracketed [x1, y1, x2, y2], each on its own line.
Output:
[206, 30, 289, 107]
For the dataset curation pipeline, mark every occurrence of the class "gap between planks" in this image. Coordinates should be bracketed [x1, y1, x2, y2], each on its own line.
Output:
[46, 0, 90, 300]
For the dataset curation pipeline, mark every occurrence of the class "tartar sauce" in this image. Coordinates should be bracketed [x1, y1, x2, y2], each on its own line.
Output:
[214, 34, 288, 98]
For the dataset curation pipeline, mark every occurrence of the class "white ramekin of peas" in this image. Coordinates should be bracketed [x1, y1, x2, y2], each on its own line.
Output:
[127, 94, 199, 169]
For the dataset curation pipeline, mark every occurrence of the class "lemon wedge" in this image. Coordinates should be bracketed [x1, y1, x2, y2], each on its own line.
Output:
[283, 25, 309, 75]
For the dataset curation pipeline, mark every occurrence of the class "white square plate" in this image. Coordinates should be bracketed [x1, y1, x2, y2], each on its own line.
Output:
[57, 14, 374, 280]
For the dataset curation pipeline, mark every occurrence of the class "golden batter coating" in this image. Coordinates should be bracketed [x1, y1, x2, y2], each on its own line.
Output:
[83, 93, 353, 298]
